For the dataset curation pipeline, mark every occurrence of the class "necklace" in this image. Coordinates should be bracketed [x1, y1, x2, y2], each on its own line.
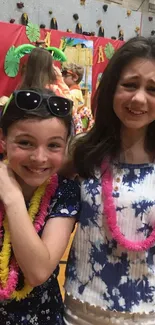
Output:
[102, 163, 155, 252]
[0, 174, 58, 301]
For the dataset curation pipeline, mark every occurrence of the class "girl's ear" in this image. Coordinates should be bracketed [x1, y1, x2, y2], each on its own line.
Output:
[0, 128, 6, 154]
[73, 73, 79, 83]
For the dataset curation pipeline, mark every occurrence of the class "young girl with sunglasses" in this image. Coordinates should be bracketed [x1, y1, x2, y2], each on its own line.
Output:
[63, 36, 155, 324]
[0, 88, 80, 325]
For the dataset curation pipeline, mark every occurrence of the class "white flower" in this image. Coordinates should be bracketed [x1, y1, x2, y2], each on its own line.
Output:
[71, 210, 77, 215]
[60, 208, 69, 214]
[41, 290, 48, 303]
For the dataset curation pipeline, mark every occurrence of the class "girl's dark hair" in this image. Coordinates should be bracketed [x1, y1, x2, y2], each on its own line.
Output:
[73, 36, 155, 178]
[20, 48, 57, 89]
[1, 88, 72, 138]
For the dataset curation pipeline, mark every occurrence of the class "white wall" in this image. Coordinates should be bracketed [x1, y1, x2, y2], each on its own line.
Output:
[120, 0, 148, 11]
[0, 0, 142, 41]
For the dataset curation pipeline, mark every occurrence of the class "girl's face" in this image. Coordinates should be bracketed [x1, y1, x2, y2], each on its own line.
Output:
[2, 117, 68, 190]
[113, 58, 155, 132]
[63, 72, 77, 88]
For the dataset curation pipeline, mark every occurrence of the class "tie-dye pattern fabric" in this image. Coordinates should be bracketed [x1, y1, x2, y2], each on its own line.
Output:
[65, 163, 155, 315]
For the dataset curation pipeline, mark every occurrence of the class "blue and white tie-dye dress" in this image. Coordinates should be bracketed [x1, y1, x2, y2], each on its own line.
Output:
[65, 163, 155, 316]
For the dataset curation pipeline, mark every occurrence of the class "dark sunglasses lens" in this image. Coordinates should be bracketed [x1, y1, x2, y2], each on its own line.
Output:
[16, 91, 41, 110]
[48, 97, 71, 116]
[61, 71, 67, 76]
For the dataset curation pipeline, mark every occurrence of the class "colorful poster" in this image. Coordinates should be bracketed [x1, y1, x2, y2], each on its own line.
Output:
[60, 37, 93, 108]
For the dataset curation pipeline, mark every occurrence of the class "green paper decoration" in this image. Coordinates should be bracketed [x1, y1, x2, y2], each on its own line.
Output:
[46, 46, 67, 62]
[104, 43, 115, 60]
[15, 44, 36, 59]
[4, 46, 20, 77]
[4, 44, 67, 78]
[26, 22, 40, 42]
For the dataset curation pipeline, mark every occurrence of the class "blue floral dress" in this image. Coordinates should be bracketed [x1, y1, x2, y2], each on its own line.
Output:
[0, 176, 80, 325]
[65, 163, 155, 316]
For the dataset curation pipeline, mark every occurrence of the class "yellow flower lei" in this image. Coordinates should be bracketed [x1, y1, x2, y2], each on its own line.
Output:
[0, 180, 48, 301]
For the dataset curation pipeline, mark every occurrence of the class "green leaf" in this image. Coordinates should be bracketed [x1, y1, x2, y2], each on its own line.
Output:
[15, 44, 36, 59]
[4, 46, 20, 77]
[46, 47, 67, 62]
[104, 42, 115, 60]
[26, 22, 40, 42]
[66, 38, 75, 47]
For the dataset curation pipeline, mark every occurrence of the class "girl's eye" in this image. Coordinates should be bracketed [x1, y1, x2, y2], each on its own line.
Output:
[148, 87, 155, 92]
[122, 83, 137, 89]
[48, 143, 61, 150]
[18, 140, 32, 147]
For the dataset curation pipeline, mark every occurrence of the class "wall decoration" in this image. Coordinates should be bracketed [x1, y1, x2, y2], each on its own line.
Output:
[10, 19, 15, 24]
[40, 24, 46, 29]
[73, 14, 79, 21]
[4, 46, 20, 77]
[148, 17, 153, 21]
[50, 18, 58, 30]
[80, 0, 86, 5]
[76, 23, 82, 34]
[96, 20, 102, 26]
[118, 29, 124, 41]
[49, 10, 53, 15]
[151, 30, 155, 35]
[83, 31, 91, 36]
[0, 23, 124, 99]
[127, 10, 131, 16]
[66, 29, 72, 33]
[98, 26, 104, 37]
[104, 42, 115, 59]
[16, 2, 24, 9]
[111, 36, 116, 39]
[117, 25, 121, 29]
[26, 22, 40, 42]
[21, 13, 28, 26]
[135, 26, 140, 35]
[103, 5, 108, 12]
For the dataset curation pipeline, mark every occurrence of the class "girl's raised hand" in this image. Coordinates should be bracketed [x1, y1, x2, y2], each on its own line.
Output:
[0, 162, 22, 204]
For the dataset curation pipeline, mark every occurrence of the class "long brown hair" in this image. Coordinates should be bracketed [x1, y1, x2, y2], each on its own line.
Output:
[20, 48, 57, 89]
[72, 36, 155, 178]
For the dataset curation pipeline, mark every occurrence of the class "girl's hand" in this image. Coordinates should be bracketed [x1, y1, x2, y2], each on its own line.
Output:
[0, 162, 22, 204]
[53, 65, 62, 78]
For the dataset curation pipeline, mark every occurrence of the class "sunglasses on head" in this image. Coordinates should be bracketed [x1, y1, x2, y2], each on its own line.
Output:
[3, 90, 73, 117]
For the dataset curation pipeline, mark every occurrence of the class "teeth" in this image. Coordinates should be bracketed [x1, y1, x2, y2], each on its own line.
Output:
[27, 168, 46, 174]
[128, 108, 146, 115]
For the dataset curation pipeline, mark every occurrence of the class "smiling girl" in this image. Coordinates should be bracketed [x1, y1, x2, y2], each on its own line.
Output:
[64, 37, 155, 325]
[0, 88, 80, 325]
